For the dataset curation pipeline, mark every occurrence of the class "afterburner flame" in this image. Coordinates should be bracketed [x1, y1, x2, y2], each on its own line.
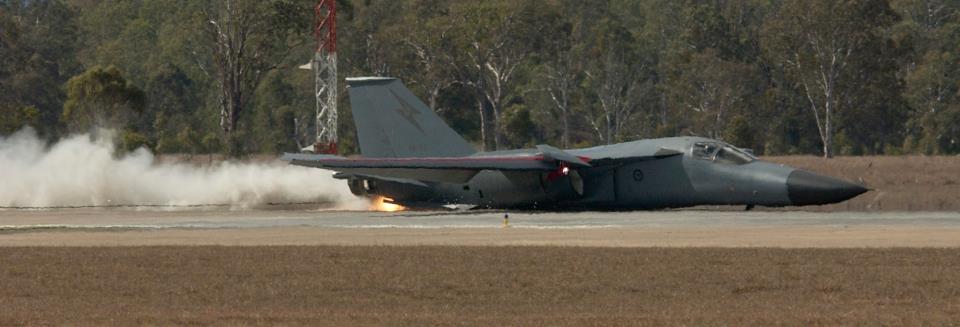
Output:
[370, 196, 405, 212]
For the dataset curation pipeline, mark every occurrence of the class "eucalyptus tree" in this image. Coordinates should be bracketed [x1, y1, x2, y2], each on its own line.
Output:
[762, 0, 899, 157]
[0, 0, 80, 136]
[533, 0, 581, 148]
[894, 0, 960, 153]
[197, 0, 309, 156]
[446, 0, 548, 150]
[582, 15, 650, 145]
[62, 65, 145, 133]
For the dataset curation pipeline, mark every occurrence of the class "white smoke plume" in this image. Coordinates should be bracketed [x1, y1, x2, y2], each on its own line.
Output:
[0, 127, 364, 209]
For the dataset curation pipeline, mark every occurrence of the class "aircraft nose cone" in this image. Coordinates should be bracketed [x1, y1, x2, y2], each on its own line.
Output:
[787, 170, 868, 206]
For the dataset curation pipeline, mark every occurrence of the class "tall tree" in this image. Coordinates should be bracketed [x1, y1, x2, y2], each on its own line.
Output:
[0, 0, 80, 136]
[147, 64, 200, 153]
[199, 0, 306, 156]
[62, 65, 145, 132]
[894, 0, 960, 153]
[449, 1, 543, 150]
[583, 15, 650, 144]
[762, 0, 899, 158]
[535, 2, 579, 148]
[396, 0, 459, 113]
[662, 49, 759, 140]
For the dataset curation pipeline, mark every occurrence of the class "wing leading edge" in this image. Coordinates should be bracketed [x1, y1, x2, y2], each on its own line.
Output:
[281, 152, 558, 183]
[281, 145, 681, 184]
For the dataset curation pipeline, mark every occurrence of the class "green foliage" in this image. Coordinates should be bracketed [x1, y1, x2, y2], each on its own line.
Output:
[724, 115, 754, 150]
[120, 130, 151, 153]
[502, 104, 537, 148]
[661, 49, 760, 140]
[2, 0, 960, 157]
[201, 133, 223, 154]
[761, 0, 902, 157]
[0, 106, 41, 134]
[897, 1, 960, 155]
[0, 0, 80, 136]
[176, 128, 199, 154]
[249, 70, 308, 153]
[63, 65, 145, 132]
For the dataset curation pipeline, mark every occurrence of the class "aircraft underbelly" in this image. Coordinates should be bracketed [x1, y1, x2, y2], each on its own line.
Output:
[362, 171, 555, 208]
[466, 171, 582, 208]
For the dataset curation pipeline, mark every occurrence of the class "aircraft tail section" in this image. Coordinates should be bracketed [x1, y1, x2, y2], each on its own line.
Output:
[346, 77, 475, 158]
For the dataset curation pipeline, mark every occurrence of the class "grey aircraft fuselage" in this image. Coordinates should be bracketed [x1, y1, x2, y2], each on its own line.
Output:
[345, 137, 867, 210]
[286, 77, 867, 210]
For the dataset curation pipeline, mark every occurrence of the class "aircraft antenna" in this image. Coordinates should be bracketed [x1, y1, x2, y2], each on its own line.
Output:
[312, 0, 337, 154]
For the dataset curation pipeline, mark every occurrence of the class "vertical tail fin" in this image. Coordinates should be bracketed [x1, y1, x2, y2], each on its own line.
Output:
[346, 77, 475, 158]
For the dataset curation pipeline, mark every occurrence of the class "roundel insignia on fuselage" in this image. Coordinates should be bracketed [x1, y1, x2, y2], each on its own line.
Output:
[633, 169, 644, 182]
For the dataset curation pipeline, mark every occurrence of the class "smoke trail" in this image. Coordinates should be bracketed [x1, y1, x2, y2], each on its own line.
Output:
[0, 127, 362, 209]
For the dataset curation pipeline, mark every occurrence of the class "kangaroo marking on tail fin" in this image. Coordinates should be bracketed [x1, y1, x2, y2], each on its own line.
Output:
[346, 77, 475, 158]
[389, 88, 424, 133]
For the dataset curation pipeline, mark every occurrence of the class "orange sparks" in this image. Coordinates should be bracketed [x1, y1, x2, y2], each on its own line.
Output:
[370, 196, 405, 212]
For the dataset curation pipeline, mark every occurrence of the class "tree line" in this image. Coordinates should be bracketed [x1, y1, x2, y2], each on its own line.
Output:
[1, 0, 958, 157]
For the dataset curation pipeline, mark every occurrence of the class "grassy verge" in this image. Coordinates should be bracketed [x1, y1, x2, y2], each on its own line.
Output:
[2, 246, 959, 325]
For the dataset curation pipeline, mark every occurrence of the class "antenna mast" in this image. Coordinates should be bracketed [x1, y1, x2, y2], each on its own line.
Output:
[312, 0, 337, 154]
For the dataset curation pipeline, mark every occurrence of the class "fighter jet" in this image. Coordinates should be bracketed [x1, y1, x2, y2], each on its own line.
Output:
[282, 77, 868, 210]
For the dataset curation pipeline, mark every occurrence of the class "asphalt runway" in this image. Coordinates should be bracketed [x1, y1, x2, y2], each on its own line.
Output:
[1, 208, 959, 247]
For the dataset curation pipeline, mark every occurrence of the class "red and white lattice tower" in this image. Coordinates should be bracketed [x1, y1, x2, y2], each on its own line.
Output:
[312, 0, 337, 154]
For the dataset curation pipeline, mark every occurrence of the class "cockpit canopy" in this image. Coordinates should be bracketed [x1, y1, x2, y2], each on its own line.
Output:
[691, 142, 756, 165]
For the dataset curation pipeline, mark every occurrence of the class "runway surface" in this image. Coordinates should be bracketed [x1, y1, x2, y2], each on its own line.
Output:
[2, 208, 959, 247]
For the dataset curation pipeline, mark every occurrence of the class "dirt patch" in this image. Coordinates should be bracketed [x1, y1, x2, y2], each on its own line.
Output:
[764, 155, 960, 211]
[1, 246, 959, 325]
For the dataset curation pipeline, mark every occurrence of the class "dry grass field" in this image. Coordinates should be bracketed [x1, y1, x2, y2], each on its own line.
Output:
[2, 156, 948, 325]
[764, 156, 960, 211]
[2, 246, 960, 325]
